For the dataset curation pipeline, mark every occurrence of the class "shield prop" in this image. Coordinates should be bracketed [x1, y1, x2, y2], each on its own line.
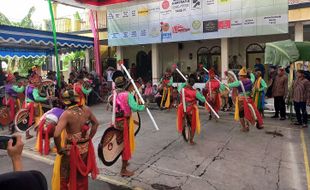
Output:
[182, 116, 191, 142]
[98, 112, 141, 166]
[0, 106, 12, 126]
[246, 103, 258, 127]
[40, 79, 55, 110]
[14, 109, 34, 132]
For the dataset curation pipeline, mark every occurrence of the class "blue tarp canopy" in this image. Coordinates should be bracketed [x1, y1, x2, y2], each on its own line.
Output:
[0, 25, 94, 58]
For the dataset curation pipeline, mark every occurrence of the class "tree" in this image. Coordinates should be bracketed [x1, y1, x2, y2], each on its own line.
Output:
[0, 12, 11, 25]
[62, 51, 85, 71]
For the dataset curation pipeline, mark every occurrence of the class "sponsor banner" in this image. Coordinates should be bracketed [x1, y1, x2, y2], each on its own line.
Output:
[108, 0, 288, 46]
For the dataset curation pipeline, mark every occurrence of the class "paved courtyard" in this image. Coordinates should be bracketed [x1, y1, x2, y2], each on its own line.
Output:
[1, 103, 310, 190]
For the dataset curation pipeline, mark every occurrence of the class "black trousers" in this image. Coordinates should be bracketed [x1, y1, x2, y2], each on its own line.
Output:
[294, 101, 308, 125]
[274, 96, 286, 118]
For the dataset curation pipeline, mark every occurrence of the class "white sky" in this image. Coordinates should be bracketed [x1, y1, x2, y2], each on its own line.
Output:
[0, 0, 83, 24]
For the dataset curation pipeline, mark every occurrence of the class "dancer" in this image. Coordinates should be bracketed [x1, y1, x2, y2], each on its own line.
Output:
[24, 74, 49, 139]
[36, 107, 64, 155]
[112, 70, 145, 177]
[73, 73, 92, 106]
[228, 68, 263, 132]
[3, 73, 24, 122]
[205, 69, 221, 120]
[52, 88, 99, 190]
[159, 69, 173, 110]
[177, 74, 206, 145]
[252, 70, 267, 116]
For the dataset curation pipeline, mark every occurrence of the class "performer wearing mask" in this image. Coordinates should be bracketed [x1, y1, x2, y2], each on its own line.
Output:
[73, 73, 92, 106]
[177, 74, 206, 145]
[204, 69, 221, 120]
[24, 74, 49, 139]
[159, 69, 173, 110]
[52, 88, 99, 190]
[112, 70, 145, 177]
[3, 73, 25, 121]
[252, 70, 267, 116]
[228, 68, 263, 132]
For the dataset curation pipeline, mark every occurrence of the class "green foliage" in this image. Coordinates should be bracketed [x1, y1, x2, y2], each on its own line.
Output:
[73, 11, 81, 21]
[62, 51, 85, 70]
[0, 12, 11, 25]
[17, 57, 46, 76]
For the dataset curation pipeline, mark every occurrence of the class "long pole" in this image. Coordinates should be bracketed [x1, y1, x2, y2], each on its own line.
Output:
[174, 67, 220, 119]
[120, 63, 159, 131]
[47, 0, 61, 88]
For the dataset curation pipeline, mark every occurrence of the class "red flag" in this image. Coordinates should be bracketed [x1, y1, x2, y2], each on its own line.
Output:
[75, 0, 130, 6]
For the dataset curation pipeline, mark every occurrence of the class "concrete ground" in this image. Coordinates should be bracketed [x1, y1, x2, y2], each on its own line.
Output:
[1, 103, 310, 190]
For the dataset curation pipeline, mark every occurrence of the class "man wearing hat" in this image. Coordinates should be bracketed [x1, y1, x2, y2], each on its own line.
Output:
[271, 67, 288, 120]
[3, 73, 25, 122]
[177, 74, 206, 145]
[205, 69, 221, 120]
[228, 67, 263, 132]
[111, 70, 145, 177]
[52, 88, 99, 190]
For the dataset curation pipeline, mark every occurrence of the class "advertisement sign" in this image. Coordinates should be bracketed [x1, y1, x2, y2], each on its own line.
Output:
[108, 0, 288, 46]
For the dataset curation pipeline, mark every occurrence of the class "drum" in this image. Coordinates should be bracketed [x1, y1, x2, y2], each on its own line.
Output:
[98, 112, 141, 166]
[182, 115, 191, 142]
[0, 106, 12, 126]
[14, 109, 33, 132]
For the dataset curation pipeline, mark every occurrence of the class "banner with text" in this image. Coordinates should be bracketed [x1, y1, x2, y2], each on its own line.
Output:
[108, 0, 288, 46]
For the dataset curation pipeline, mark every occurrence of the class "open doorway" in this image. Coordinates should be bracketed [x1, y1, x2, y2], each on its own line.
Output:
[136, 50, 152, 82]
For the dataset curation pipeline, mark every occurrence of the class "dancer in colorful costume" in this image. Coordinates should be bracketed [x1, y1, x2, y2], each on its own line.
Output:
[112, 70, 145, 177]
[252, 70, 267, 116]
[24, 74, 48, 139]
[177, 75, 206, 145]
[3, 73, 24, 121]
[159, 70, 173, 109]
[205, 69, 221, 120]
[228, 68, 263, 132]
[36, 107, 64, 155]
[52, 88, 99, 190]
[73, 73, 92, 106]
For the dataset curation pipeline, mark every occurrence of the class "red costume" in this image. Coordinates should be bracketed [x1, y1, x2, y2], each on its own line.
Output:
[205, 70, 221, 114]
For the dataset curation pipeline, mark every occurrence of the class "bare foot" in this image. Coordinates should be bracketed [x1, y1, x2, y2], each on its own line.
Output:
[240, 127, 249, 132]
[121, 169, 134, 177]
[189, 141, 196, 145]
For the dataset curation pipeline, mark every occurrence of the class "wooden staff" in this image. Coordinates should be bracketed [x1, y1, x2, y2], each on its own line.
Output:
[119, 62, 159, 131]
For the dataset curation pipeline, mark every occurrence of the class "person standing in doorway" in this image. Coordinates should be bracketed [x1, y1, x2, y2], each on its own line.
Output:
[292, 70, 310, 127]
[271, 67, 288, 120]
[254, 58, 265, 78]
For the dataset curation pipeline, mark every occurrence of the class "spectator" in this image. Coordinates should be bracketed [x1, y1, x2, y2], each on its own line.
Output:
[130, 63, 137, 80]
[254, 58, 265, 78]
[68, 72, 76, 84]
[143, 81, 153, 105]
[0, 135, 48, 190]
[292, 70, 310, 127]
[229, 55, 242, 69]
[185, 66, 191, 78]
[266, 66, 277, 98]
[271, 67, 288, 120]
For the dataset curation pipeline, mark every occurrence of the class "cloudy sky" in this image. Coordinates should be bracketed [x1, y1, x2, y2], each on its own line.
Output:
[0, 0, 82, 25]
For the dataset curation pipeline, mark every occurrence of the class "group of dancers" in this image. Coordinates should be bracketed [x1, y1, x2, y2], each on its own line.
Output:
[1, 64, 266, 190]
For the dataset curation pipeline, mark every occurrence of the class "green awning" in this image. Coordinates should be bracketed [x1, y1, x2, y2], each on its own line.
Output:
[295, 41, 310, 61]
[265, 40, 300, 67]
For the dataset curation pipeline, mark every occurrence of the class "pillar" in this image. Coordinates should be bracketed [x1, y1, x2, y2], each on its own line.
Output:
[152, 44, 160, 84]
[221, 38, 229, 79]
[115, 46, 123, 70]
[85, 49, 90, 71]
[294, 22, 304, 42]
